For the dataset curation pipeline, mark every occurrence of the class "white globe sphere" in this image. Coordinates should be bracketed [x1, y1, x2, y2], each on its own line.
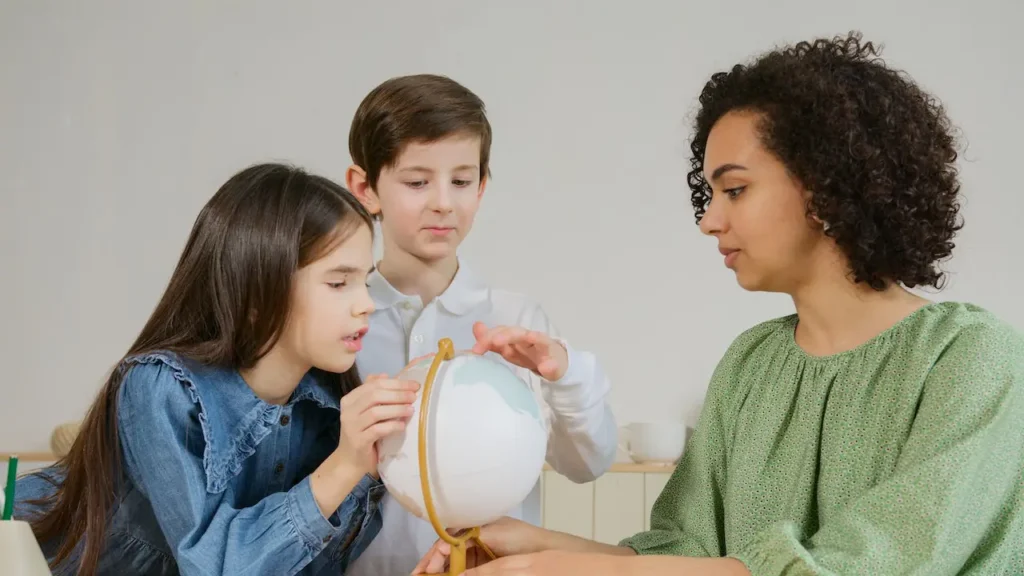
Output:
[377, 349, 549, 529]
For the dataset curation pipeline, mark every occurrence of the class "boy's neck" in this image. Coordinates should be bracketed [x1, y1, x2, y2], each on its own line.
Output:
[239, 346, 307, 406]
[377, 247, 459, 306]
[789, 261, 929, 356]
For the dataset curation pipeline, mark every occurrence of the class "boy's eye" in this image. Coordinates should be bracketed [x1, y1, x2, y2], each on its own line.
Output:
[453, 179, 473, 187]
[405, 180, 427, 189]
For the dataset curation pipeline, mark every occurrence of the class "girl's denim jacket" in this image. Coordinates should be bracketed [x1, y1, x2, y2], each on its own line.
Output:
[16, 351, 386, 575]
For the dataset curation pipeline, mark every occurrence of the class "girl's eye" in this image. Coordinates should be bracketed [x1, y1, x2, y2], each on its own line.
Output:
[328, 282, 346, 289]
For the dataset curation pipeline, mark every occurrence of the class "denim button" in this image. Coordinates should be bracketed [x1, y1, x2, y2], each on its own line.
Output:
[280, 414, 290, 426]
[274, 462, 284, 475]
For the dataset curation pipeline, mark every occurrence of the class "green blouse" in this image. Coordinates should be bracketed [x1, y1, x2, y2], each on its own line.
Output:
[620, 302, 1024, 575]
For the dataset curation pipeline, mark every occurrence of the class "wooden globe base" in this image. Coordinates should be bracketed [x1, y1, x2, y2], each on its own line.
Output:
[417, 338, 496, 575]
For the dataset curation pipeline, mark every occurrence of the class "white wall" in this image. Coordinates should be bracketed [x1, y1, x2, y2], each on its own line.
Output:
[2, 0, 1021, 452]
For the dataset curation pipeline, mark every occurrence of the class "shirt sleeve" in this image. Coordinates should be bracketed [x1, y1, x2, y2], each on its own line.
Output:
[117, 359, 379, 576]
[518, 302, 618, 483]
[727, 323, 1024, 575]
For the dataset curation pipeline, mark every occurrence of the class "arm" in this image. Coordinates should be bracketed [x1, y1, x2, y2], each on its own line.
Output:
[444, 522, 749, 575]
[117, 360, 378, 576]
[520, 303, 618, 483]
[726, 324, 1024, 575]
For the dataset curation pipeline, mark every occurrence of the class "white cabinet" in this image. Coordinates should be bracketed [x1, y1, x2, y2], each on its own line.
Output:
[540, 470, 595, 538]
[540, 466, 674, 543]
[593, 473, 645, 544]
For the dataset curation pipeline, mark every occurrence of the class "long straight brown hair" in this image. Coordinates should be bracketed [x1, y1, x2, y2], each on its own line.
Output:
[24, 163, 375, 575]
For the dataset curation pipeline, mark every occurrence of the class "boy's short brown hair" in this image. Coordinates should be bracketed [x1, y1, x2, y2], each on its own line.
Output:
[348, 74, 492, 190]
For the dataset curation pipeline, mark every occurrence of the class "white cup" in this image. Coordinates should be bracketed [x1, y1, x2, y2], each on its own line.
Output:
[0, 520, 53, 575]
[618, 421, 688, 465]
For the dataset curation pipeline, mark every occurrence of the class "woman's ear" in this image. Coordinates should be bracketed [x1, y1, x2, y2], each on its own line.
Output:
[808, 210, 831, 233]
[803, 191, 831, 232]
[346, 164, 381, 217]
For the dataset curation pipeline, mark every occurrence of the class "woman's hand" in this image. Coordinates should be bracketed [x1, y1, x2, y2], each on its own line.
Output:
[461, 550, 627, 575]
[337, 373, 419, 476]
[471, 322, 569, 381]
[411, 516, 546, 574]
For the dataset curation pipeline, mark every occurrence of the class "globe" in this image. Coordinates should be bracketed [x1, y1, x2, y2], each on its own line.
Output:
[376, 339, 549, 530]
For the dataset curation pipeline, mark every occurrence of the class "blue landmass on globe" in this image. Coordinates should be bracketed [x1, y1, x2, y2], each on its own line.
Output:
[451, 357, 541, 422]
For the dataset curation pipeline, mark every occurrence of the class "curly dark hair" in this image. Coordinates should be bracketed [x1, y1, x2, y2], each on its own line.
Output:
[687, 31, 964, 290]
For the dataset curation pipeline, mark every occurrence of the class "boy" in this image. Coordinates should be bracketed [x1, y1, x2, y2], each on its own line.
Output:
[344, 74, 618, 575]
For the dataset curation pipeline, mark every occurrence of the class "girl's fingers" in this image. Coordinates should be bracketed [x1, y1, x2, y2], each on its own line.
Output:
[363, 419, 408, 443]
[357, 404, 415, 431]
[344, 379, 419, 412]
[364, 387, 419, 406]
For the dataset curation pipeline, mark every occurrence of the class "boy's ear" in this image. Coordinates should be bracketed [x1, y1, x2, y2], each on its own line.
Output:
[346, 164, 381, 216]
[477, 175, 488, 200]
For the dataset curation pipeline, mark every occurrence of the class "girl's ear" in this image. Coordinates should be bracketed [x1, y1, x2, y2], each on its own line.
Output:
[346, 165, 381, 217]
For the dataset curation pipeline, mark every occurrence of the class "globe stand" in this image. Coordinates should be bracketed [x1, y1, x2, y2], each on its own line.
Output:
[417, 338, 497, 575]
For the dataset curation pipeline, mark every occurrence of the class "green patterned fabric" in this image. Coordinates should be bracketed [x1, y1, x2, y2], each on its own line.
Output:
[620, 302, 1024, 575]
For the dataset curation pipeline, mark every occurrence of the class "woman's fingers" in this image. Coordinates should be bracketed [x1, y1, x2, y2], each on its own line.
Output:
[411, 540, 452, 574]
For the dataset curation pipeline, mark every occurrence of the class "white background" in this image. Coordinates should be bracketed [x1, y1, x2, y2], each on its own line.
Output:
[2, 0, 1021, 451]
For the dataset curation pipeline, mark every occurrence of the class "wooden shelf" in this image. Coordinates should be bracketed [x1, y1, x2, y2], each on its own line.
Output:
[608, 462, 676, 474]
[0, 452, 56, 462]
[545, 462, 675, 474]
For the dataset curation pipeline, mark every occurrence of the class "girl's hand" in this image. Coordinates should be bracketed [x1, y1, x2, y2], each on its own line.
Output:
[471, 322, 569, 381]
[412, 516, 546, 574]
[337, 373, 419, 476]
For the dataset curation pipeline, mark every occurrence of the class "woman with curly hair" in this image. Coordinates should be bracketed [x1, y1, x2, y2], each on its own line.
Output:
[412, 32, 1024, 576]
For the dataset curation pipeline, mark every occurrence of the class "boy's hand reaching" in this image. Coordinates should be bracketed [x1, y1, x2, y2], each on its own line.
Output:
[471, 322, 568, 381]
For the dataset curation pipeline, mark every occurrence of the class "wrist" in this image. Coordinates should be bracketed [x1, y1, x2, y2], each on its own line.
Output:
[527, 523, 554, 553]
[326, 449, 368, 484]
[310, 451, 365, 517]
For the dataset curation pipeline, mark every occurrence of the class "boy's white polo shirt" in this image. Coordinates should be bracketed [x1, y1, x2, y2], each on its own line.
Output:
[346, 261, 618, 576]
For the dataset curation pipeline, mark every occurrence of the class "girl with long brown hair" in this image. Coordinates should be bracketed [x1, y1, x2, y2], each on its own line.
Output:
[15, 162, 418, 575]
